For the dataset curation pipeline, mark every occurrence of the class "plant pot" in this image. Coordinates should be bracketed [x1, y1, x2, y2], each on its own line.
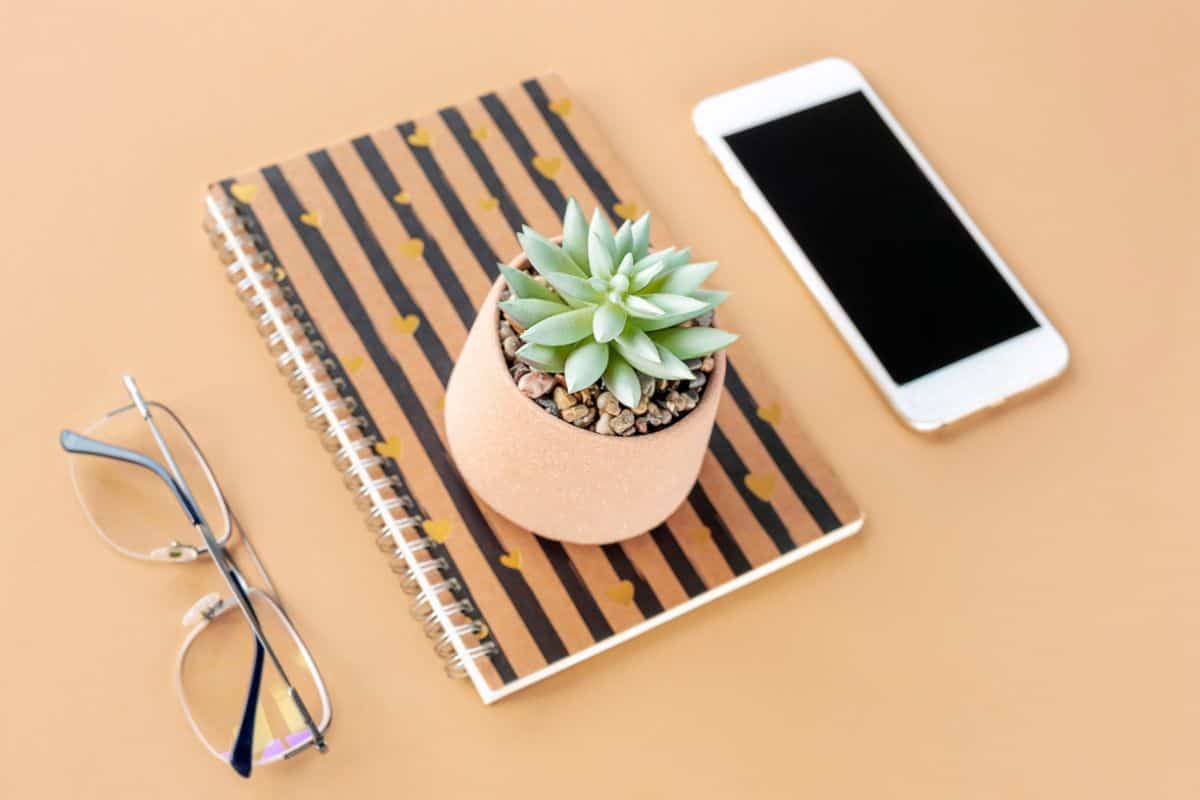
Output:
[444, 264, 727, 545]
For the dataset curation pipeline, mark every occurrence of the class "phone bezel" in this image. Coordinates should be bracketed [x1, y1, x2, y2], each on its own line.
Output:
[693, 57, 1069, 431]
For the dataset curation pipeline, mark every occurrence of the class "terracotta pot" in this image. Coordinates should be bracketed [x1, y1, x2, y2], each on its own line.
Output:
[444, 260, 727, 545]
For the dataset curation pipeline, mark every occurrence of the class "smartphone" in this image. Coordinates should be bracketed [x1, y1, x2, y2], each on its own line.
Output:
[693, 58, 1069, 431]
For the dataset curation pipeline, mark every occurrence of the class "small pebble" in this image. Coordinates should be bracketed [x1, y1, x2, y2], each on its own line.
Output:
[656, 379, 669, 393]
[610, 409, 636, 435]
[553, 386, 577, 410]
[685, 390, 700, 408]
[701, 356, 715, 373]
[594, 414, 613, 435]
[635, 416, 649, 434]
[563, 404, 595, 427]
[696, 311, 715, 327]
[518, 371, 556, 398]
[535, 397, 560, 417]
[639, 374, 655, 398]
[633, 396, 649, 415]
[511, 362, 530, 381]
[688, 373, 707, 390]
[684, 358, 702, 371]
[499, 321, 515, 340]
[597, 391, 619, 416]
[647, 402, 673, 426]
[502, 336, 520, 358]
[664, 391, 689, 415]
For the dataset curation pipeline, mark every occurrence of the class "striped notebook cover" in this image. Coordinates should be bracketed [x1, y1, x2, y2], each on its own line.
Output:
[203, 74, 863, 703]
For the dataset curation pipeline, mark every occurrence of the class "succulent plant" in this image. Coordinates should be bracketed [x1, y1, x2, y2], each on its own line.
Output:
[499, 198, 737, 410]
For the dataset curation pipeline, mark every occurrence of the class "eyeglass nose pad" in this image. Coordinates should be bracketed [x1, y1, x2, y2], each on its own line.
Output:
[182, 592, 224, 627]
[150, 543, 199, 563]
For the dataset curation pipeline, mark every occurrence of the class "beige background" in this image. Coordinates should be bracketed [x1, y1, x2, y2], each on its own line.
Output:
[2, 0, 1197, 796]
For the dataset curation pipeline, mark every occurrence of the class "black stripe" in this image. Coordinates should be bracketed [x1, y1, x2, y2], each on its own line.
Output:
[348, 136, 478, 330]
[260, 166, 570, 666]
[724, 365, 841, 533]
[707, 425, 795, 555]
[687, 484, 751, 576]
[534, 539, 615, 641]
[523, 79, 621, 223]
[219, 179, 519, 684]
[600, 543, 665, 618]
[307, 150, 455, 386]
[439, 107, 527, 235]
[649, 525, 707, 598]
[396, 121, 499, 282]
[479, 92, 568, 216]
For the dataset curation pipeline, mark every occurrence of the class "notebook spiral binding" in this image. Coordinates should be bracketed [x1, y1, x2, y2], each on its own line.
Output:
[203, 190, 497, 682]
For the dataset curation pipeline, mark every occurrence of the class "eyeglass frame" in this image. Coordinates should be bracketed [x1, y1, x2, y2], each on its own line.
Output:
[60, 375, 329, 777]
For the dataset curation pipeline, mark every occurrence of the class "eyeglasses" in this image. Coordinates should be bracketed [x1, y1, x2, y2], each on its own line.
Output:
[60, 375, 331, 778]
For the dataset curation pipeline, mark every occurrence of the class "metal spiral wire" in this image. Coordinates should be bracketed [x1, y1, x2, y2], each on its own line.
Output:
[203, 191, 497, 681]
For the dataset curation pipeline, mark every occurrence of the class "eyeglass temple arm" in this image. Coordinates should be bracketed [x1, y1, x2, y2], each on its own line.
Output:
[230, 637, 265, 778]
[59, 430, 202, 525]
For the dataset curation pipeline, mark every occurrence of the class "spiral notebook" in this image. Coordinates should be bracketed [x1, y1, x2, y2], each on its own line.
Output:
[202, 74, 863, 703]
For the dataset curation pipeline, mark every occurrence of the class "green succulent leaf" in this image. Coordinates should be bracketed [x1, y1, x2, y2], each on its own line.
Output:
[614, 326, 661, 365]
[521, 306, 596, 346]
[642, 293, 708, 317]
[656, 261, 718, 296]
[622, 294, 666, 319]
[499, 298, 570, 327]
[588, 230, 614, 280]
[542, 271, 605, 305]
[692, 289, 730, 307]
[589, 209, 615, 266]
[613, 219, 633, 261]
[515, 342, 567, 372]
[565, 339, 609, 392]
[650, 326, 739, 359]
[518, 229, 585, 278]
[603, 352, 642, 409]
[561, 198, 589, 269]
[622, 343, 695, 381]
[592, 302, 627, 343]
[634, 247, 673, 272]
[631, 212, 651, 261]
[499, 264, 558, 302]
[630, 261, 666, 292]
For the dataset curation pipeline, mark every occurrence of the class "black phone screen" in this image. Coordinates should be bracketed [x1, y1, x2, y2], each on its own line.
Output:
[723, 91, 1039, 385]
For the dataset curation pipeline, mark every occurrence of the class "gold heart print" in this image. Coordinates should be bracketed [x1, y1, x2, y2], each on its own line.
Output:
[230, 182, 257, 203]
[756, 403, 782, 425]
[479, 195, 499, 212]
[548, 98, 572, 116]
[393, 314, 421, 335]
[406, 127, 431, 147]
[470, 126, 489, 141]
[689, 525, 712, 544]
[299, 211, 321, 228]
[342, 355, 365, 374]
[423, 519, 451, 544]
[606, 580, 635, 605]
[499, 549, 523, 571]
[375, 437, 402, 459]
[613, 201, 639, 220]
[399, 238, 425, 258]
[744, 472, 777, 502]
[392, 191, 410, 205]
[532, 155, 561, 179]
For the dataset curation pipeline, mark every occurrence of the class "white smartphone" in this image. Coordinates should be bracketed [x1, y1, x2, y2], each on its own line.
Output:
[693, 58, 1069, 431]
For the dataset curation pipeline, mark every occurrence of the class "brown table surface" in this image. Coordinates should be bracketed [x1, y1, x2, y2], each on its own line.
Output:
[2, 1, 1197, 797]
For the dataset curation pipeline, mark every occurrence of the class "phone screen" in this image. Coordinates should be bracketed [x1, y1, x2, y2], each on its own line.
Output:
[724, 91, 1039, 385]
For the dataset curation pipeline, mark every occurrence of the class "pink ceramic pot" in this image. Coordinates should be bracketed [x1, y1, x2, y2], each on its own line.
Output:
[444, 263, 726, 545]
